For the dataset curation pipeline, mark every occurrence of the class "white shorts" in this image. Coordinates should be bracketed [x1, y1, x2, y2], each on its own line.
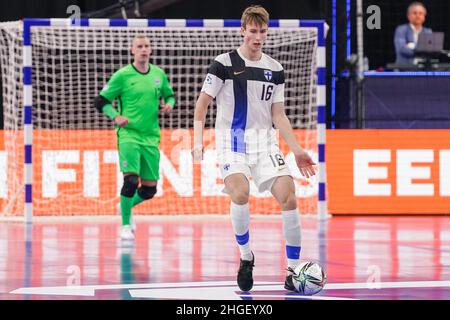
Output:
[218, 146, 292, 194]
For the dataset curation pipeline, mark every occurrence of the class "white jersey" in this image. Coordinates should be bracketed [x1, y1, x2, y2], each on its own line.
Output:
[201, 48, 285, 155]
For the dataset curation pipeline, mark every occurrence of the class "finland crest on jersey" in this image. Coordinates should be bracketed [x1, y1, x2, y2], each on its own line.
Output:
[201, 48, 285, 155]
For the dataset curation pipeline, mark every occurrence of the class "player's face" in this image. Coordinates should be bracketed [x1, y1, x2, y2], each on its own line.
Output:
[407, 5, 426, 26]
[241, 22, 268, 53]
[131, 38, 152, 63]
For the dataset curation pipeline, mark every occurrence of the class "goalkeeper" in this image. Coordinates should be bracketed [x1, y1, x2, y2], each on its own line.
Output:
[94, 35, 175, 240]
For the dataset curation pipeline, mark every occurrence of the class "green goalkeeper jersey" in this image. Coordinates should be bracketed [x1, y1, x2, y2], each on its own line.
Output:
[100, 63, 175, 147]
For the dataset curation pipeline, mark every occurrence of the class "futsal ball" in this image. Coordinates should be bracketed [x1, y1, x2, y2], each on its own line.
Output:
[291, 261, 327, 295]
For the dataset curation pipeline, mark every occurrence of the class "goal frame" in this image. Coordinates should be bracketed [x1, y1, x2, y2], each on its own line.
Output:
[21, 18, 328, 222]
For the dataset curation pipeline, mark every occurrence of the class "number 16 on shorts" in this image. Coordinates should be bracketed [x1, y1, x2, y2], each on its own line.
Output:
[269, 153, 286, 171]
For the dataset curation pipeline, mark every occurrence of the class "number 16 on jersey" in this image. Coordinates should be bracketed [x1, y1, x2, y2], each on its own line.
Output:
[261, 84, 273, 101]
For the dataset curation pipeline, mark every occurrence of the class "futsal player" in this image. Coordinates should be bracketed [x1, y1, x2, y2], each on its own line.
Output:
[94, 35, 176, 240]
[192, 5, 316, 292]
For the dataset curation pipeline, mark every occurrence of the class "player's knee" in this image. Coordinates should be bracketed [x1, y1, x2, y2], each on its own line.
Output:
[138, 185, 157, 200]
[121, 174, 139, 197]
[280, 193, 297, 211]
[230, 189, 249, 205]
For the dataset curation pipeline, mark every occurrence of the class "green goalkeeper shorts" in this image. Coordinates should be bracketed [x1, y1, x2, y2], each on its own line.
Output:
[118, 143, 160, 180]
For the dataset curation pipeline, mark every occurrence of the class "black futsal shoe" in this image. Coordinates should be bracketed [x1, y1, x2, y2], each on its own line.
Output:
[237, 252, 255, 292]
[284, 274, 296, 291]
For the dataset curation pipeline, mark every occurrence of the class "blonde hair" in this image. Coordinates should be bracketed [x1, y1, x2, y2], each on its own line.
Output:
[131, 34, 150, 45]
[241, 5, 269, 29]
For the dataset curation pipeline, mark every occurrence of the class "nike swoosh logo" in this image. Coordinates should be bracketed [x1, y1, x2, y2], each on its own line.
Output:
[233, 70, 245, 75]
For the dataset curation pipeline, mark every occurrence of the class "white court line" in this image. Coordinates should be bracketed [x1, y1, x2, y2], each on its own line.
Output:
[241, 294, 358, 300]
[324, 280, 450, 290]
[10, 281, 279, 296]
[10, 280, 450, 298]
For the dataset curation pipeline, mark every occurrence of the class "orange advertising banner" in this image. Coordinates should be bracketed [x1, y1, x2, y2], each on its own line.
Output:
[327, 130, 450, 214]
[0, 130, 3, 210]
[1, 129, 449, 216]
[0, 129, 317, 216]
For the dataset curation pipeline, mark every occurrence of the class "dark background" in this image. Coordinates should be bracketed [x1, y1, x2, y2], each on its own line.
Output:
[358, 0, 450, 70]
[2, 0, 448, 71]
[0, 0, 327, 21]
[1, 0, 450, 128]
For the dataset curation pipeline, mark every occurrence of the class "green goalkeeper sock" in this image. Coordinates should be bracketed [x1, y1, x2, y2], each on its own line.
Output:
[120, 195, 133, 226]
[132, 191, 146, 207]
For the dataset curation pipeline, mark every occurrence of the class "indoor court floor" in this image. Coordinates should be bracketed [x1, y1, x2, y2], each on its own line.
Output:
[0, 215, 449, 300]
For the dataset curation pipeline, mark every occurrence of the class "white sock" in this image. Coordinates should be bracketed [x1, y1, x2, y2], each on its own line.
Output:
[282, 209, 302, 275]
[230, 201, 252, 261]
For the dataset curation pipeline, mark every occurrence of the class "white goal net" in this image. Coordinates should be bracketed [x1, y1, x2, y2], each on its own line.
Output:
[0, 20, 321, 217]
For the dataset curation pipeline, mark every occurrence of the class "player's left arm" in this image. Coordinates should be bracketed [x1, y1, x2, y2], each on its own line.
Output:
[271, 102, 316, 178]
[160, 71, 176, 114]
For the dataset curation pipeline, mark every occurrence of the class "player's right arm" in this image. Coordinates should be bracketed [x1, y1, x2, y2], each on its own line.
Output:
[193, 92, 214, 162]
[193, 58, 226, 162]
[93, 70, 128, 127]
